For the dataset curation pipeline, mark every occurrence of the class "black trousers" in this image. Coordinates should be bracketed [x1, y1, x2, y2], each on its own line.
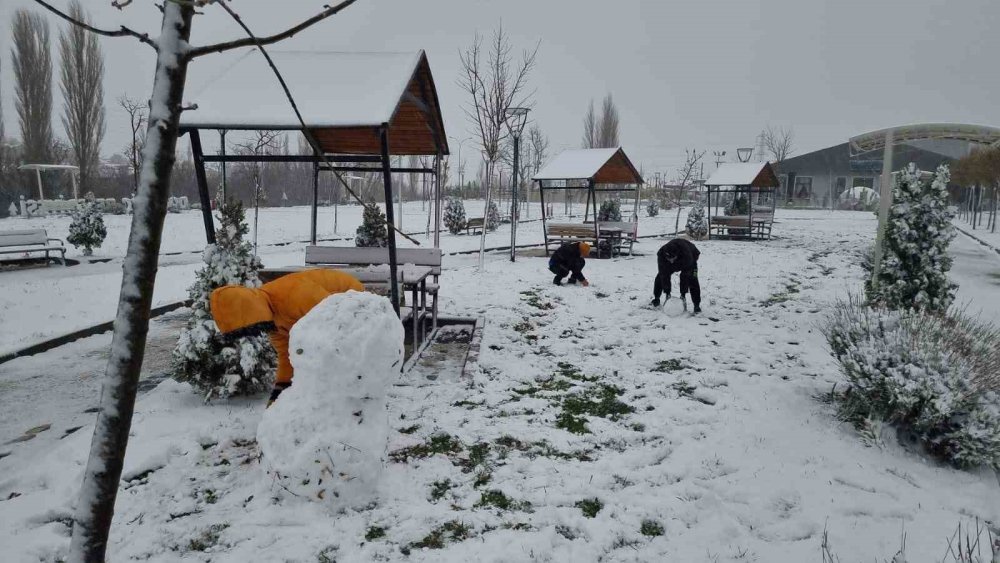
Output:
[653, 268, 701, 306]
[549, 263, 584, 283]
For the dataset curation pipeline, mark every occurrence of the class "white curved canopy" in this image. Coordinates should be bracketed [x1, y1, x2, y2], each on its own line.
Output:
[849, 123, 1000, 154]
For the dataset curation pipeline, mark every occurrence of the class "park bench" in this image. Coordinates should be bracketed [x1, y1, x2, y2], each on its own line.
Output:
[303, 245, 442, 333]
[465, 217, 485, 235]
[545, 222, 597, 249]
[0, 229, 66, 266]
[709, 210, 774, 240]
[598, 221, 638, 256]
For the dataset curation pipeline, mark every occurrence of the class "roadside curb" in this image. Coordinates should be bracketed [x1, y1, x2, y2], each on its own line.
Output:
[955, 224, 1000, 258]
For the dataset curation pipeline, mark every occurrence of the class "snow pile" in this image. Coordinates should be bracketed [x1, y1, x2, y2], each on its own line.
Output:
[868, 164, 956, 311]
[256, 291, 403, 506]
[824, 297, 1000, 467]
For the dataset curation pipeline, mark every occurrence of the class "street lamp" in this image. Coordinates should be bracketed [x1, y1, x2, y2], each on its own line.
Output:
[504, 107, 530, 262]
[448, 135, 473, 197]
[737, 147, 754, 163]
[713, 150, 727, 168]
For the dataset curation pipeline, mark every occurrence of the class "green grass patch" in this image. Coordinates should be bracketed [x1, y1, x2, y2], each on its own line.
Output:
[575, 498, 603, 518]
[397, 424, 420, 435]
[365, 526, 386, 541]
[184, 523, 228, 552]
[652, 358, 687, 373]
[475, 489, 532, 511]
[405, 520, 471, 552]
[389, 433, 463, 463]
[429, 479, 453, 502]
[640, 519, 664, 537]
[671, 380, 696, 397]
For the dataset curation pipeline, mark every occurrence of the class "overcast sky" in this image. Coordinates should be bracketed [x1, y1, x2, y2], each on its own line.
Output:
[1, 0, 998, 178]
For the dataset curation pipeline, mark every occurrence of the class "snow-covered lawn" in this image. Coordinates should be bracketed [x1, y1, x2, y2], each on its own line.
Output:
[0, 201, 683, 353]
[2, 209, 999, 562]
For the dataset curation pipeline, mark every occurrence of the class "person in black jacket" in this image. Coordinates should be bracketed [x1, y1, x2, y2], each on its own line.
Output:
[549, 241, 591, 286]
[651, 238, 701, 313]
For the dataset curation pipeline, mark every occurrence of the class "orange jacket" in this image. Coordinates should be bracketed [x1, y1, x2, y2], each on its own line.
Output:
[210, 269, 364, 384]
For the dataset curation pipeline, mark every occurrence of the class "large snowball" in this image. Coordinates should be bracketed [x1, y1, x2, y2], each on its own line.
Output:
[256, 291, 404, 507]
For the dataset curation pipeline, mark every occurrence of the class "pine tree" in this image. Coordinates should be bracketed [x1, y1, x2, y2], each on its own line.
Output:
[598, 197, 622, 222]
[66, 200, 106, 256]
[868, 164, 957, 312]
[486, 200, 501, 232]
[356, 204, 389, 247]
[646, 197, 659, 217]
[172, 200, 276, 400]
[443, 197, 467, 235]
[686, 201, 708, 240]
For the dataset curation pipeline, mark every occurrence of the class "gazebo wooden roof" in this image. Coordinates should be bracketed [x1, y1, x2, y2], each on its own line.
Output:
[180, 49, 448, 156]
[703, 162, 780, 190]
[533, 147, 644, 187]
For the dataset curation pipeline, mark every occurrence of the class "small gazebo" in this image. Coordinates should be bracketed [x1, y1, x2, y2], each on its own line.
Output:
[17, 164, 80, 200]
[178, 48, 449, 312]
[703, 162, 780, 240]
[533, 147, 644, 256]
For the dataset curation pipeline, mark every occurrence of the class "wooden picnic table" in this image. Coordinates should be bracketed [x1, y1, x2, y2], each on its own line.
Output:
[259, 264, 434, 347]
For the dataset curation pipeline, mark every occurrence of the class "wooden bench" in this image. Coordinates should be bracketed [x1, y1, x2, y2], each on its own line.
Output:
[304, 246, 442, 333]
[709, 213, 774, 240]
[465, 217, 485, 235]
[0, 229, 66, 266]
[598, 221, 638, 256]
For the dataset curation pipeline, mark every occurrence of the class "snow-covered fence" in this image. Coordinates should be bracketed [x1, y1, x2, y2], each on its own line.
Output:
[119, 196, 189, 215]
[17, 196, 122, 218]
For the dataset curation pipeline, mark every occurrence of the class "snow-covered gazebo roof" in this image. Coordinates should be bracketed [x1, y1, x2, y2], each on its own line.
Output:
[179, 48, 448, 156]
[533, 147, 643, 185]
[703, 162, 780, 189]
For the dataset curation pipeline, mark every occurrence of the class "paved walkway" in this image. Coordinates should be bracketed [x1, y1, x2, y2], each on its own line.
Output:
[951, 230, 1000, 323]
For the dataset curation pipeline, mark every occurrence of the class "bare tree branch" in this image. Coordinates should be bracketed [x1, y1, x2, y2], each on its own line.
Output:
[32, 0, 157, 50]
[761, 125, 794, 163]
[187, 0, 358, 59]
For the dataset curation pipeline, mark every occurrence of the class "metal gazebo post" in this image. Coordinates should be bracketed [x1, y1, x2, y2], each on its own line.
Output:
[379, 125, 401, 314]
[505, 107, 530, 262]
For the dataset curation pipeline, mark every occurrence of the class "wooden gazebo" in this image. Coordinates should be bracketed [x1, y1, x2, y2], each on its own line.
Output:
[703, 162, 780, 240]
[178, 48, 449, 311]
[533, 147, 644, 256]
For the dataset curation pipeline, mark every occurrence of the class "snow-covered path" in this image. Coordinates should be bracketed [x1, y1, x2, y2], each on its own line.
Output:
[951, 231, 1000, 322]
[1, 210, 998, 562]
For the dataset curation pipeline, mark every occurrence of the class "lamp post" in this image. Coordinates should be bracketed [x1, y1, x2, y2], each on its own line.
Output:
[713, 150, 726, 169]
[505, 108, 530, 262]
[737, 147, 754, 163]
[448, 135, 473, 198]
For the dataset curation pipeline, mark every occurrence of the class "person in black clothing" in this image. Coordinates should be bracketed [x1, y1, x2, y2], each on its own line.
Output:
[651, 238, 701, 313]
[549, 241, 591, 286]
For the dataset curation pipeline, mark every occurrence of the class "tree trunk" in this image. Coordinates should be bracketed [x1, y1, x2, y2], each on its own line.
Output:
[69, 5, 194, 562]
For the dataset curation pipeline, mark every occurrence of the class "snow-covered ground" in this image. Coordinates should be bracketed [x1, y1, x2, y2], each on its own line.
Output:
[953, 216, 1000, 256]
[0, 201, 682, 354]
[2, 209, 999, 562]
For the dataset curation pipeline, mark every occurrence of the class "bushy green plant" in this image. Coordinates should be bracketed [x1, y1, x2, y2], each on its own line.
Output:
[67, 202, 107, 256]
[823, 297, 1000, 468]
[172, 200, 276, 399]
[356, 204, 389, 247]
[598, 198, 622, 222]
[646, 198, 659, 217]
[443, 197, 467, 235]
[685, 202, 708, 240]
[867, 164, 956, 312]
[486, 200, 501, 232]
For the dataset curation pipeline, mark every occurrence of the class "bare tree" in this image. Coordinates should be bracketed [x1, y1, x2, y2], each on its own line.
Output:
[673, 149, 705, 234]
[458, 23, 538, 267]
[59, 0, 105, 193]
[234, 130, 281, 252]
[12, 9, 53, 165]
[598, 92, 620, 148]
[527, 124, 548, 218]
[761, 125, 794, 164]
[118, 95, 146, 194]
[31, 1, 360, 560]
[582, 99, 598, 148]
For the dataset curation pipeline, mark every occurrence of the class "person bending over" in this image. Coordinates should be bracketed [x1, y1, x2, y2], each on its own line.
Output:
[549, 241, 591, 286]
[651, 238, 701, 313]
[210, 268, 364, 405]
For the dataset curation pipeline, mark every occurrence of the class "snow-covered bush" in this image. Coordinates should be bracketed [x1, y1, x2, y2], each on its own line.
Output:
[66, 201, 107, 256]
[823, 297, 1000, 468]
[356, 204, 388, 247]
[686, 202, 708, 240]
[257, 291, 403, 506]
[486, 200, 501, 232]
[646, 198, 659, 217]
[868, 164, 956, 312]
[724, 194, 749, 216]
[444, 197, 467, 235]
[598, 198, 622, 222]
[172, 200, 275, 400]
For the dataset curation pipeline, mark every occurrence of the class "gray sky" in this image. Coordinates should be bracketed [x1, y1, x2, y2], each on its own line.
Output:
[1, 0, 999, 178]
